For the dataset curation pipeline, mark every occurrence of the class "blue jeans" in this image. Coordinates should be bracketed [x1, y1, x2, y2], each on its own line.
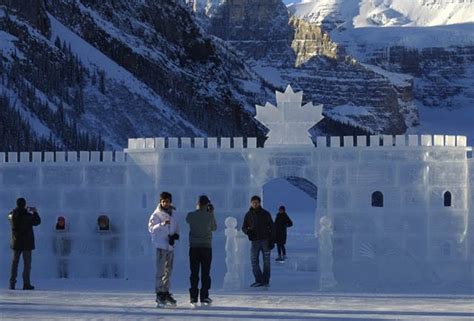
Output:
[251, 240, 271, 284]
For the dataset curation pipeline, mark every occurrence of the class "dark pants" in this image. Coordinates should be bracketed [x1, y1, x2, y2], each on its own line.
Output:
[10, 250, 32, 286]
[189, 247, 212, 301]
[277, 244, 286, 257]
[251, 240, 271, 284]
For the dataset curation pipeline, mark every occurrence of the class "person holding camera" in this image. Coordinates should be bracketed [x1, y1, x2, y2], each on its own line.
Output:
[242, 195, 274, 288]
[148, 192, 180, 307]
[186, 195, 217, 306]
[8, 197, 41, 290]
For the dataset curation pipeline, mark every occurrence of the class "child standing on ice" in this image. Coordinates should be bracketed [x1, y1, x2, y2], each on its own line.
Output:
[148, 192, 180, 307]
[274, 206, 293, 262]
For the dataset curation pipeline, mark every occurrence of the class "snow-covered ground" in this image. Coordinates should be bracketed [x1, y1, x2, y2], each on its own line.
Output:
[2, 278, 474, 320]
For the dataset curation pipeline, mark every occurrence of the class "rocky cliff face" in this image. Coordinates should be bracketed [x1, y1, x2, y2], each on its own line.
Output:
[366, 45, 474, 110]
[0, 0, 273, 150]
[289, 0, 474, 138]
[203, 0, 410, 135]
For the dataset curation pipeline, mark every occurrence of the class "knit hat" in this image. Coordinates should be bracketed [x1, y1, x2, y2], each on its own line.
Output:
[16, 198, 26, 208]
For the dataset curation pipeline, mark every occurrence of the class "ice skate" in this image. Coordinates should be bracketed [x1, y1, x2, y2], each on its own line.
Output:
[155, 292, 170, 308]
[163, 292, 177, 306]
[201, 297, 213, 307]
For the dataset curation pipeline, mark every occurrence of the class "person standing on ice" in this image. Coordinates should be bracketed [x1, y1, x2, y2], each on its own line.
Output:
[242, 195, 274, 288]
[274, 206, 293, 262]
[148, 192, 180, 307]
[8, 197, 41, 290]
[186, 195, 217, 306]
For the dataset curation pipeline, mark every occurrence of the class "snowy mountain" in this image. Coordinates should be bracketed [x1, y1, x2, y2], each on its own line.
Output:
[288, 0, 474, 140]
[290, 0, 474, 28]
[0, 0, 274, 150]
[2, 0, 472, 150]
[199, 0, 414, 135]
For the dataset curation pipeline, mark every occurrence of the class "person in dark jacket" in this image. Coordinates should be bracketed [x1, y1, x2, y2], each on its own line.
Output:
[241, 195, 274, 287]
[274, 206, 293, 262]
[8, 197, 41, 290]
[186, 195, 217, 306]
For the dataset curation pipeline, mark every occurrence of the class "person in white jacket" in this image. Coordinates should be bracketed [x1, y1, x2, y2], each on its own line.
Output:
[148, 192, 180, 306]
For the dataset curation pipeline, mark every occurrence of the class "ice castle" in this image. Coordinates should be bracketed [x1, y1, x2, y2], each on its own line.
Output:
[0, 85, 472, 289]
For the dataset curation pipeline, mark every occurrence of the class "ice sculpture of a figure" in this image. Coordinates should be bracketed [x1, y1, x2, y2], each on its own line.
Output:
[52, 216, 71, 278]
[223, 217, 240, 290]
[97, 215, 119, 278]
[319, 215, 337, 290]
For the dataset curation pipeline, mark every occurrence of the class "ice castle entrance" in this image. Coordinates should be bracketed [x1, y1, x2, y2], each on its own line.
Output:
[262, 177, 318, 272]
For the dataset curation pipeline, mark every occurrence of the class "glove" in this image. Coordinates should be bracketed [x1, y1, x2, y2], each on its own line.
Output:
[168, 233, 180, 246]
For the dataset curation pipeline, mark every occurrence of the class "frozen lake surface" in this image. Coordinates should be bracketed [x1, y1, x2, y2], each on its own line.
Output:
[1, 278, 473, 321]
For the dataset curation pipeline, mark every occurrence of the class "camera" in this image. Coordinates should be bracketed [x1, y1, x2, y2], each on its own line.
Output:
[207, 203, 214, 212]
[168, 233, 179, 246]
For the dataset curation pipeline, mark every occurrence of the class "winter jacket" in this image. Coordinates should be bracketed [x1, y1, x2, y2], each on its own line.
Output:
[148, 205, 179, 251]
[242, 207, 274, 242]
[9, 207, 41, 250]
[186, 207, 217, 248]
[274, 212, 293, 245]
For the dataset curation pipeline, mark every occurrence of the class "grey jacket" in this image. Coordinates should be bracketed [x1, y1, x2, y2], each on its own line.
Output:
[186, 207, 217, 248]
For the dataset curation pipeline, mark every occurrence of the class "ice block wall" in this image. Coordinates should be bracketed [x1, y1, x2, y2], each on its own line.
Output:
[0, 134, 472, 288]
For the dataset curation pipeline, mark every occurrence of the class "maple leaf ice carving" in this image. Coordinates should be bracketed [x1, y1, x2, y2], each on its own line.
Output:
[255, 85, 324, 147]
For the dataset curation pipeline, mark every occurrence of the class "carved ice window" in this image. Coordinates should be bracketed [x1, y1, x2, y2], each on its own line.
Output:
[443, 191, 452, 207]
[371, 191, 384, 207]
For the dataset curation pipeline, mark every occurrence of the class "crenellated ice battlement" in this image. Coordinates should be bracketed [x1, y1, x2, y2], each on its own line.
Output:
[0, 151, 126, 164]
[126, 134, 469, 151]
[0, 134, 469, 164]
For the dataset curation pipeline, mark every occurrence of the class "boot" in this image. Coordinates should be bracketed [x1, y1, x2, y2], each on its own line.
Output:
[9, 281, 15, 290]
[23, 284, 35, 290]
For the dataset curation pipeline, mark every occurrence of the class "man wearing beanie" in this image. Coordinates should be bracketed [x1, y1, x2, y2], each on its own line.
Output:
[8, 197, 41, 290]
[186, 195, 217, 306]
